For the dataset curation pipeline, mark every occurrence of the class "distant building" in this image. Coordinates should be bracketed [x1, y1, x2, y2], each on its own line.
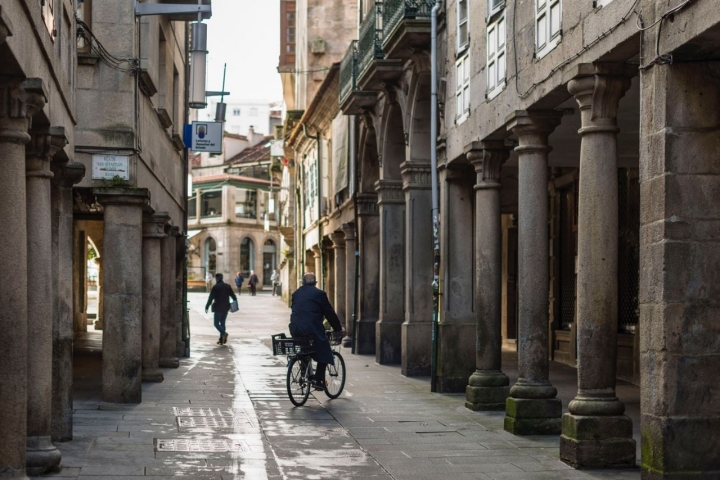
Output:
[204, 98, 282, 136]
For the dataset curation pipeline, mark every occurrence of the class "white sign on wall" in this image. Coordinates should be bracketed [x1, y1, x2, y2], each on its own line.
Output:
[91, 154, 130, 180]
[270, 139, 285, 157]
[191, 121, 223, 153]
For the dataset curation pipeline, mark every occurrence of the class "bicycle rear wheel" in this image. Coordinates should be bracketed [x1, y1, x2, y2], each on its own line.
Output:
[286, 357, 310, 406]
[325, 351, 346, 399]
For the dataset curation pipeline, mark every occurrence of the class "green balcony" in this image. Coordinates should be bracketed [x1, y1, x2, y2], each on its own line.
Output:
[382, 0, 433, 59]
[358, 2, 384, 80]
[340, 41, 358, 106]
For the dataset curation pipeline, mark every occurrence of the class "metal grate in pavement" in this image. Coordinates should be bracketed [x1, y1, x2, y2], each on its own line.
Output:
[155, 439, 244, 452]
[177, 416, 253, 428]
[172, 407, 234, 417]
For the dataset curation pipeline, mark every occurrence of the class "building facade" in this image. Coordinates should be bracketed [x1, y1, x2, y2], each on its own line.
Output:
[0, 0, 194, 477]
[284, 0, 720, 477]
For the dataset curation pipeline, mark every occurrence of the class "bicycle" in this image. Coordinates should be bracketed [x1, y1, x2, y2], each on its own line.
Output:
[271, 331, 346, 406]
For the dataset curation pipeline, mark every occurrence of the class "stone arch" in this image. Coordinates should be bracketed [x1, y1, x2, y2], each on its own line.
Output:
[204, 236, 217, 274]
[380, 100, 406, 180]
[262, 238, 278, 286]
[358, 118, 380, 193]
[239, 236, 254, 275]
[407, 71, 433, 163]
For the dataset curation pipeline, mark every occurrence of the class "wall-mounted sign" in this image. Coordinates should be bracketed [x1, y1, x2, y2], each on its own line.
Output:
[191, 121, 222, 153]
[91, 154, 130, 180]
[270, 139, 285, 157]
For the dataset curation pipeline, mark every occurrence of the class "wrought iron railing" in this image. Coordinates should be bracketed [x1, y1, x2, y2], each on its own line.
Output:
[340, 41, 358, 105]
[358, 2, 384, 78]
[382, 0, 434, 44]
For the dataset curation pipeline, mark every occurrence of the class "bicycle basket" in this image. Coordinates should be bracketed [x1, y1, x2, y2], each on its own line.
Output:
[271, 333, 317, 355]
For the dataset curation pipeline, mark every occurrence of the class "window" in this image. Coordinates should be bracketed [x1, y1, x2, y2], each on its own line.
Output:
[304, 158, 318, 225]
[42, 0, 56, 38]
[240, 237, 255, 274]
[201, 191, 222, 217]
[204, 237, 217, 274]
[457, 0, 469, 51]
[595, 0, 612, 7]
[487, 12, 506, 99]
[76, 0, 90, 51]
[188, 196, 197, 218]
[488, 0, 505, 18]
[536, 0, 561, 59]
[456, 55, 470, 122]
[233, 108, 241, 116]
[235, 188, 257, 219]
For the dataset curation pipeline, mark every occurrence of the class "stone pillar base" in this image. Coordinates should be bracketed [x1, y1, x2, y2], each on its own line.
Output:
[401, 322, 431, 377]
[465, 370, 510, 410]
[142, 368, 164, 383]
[26, 436, 61, 476]
[437, 322, 475, 393]
[159, 357, 179, 369]
[94, 319, 103, 330]
[355, 318, 376, 355]
[342, 335, 354, 349]
[375, 319, 402, 365]
[560, 414, 635, 468]
[504, 398, 562, 435]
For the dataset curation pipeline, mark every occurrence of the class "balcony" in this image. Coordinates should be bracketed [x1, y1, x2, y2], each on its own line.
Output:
[357, 2, 402, 91]
[340, 41, 378, 114]
[382, 0, 433, 59]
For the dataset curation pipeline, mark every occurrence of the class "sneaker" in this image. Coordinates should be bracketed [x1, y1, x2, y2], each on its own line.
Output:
[310, 379, 327, 391]
[216, 339, 222, 345]
[221, 333, 229, 345]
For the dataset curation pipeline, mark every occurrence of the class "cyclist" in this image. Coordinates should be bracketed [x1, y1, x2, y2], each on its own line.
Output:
[289, 272, 345, 390]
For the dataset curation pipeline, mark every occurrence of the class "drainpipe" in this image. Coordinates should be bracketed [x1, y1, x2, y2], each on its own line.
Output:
[302, 123, 324, 289]
[350, 115, 359, 355]
[430, 0, 442, 393]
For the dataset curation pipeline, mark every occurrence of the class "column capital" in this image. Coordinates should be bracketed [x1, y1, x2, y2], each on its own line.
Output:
[27, 126, 68, 160]
[375, 179, 404, 205]
[51, 161, 85, 188]
[568, 63, 634, 133]
[356, 193, 379, 217]
[442, 161, 474, 182]
[143, 212, 170, 238]
[341, 222, 356, 240]
[169, 225, 181, 237]
[0, 6, 14, 45]
[400, 161, 432, 191]
[329, 231, 346, 248]
[311, 245, 322, 258]
[505, 110, 563, 155]
[0, 79, 31, 145]
[94, 188, 151, 208]
[22, 78, 48, 122]
[465, 140, 511, 189]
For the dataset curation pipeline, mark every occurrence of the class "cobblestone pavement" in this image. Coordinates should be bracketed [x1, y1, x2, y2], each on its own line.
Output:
[37, 291, 641, 479]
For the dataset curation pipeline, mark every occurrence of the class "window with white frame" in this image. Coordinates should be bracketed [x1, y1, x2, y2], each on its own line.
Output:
[488, 0, 505, 18]
[487, 12, 506, 99]
[457, 0, 469, 51]
[536, 0, 561, 58]
[594, 0, 612, 8]
[456, 55, 470, 122]
[42, 0, 55, 38]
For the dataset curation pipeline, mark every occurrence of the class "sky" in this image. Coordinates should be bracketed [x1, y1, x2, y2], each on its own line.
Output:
[200, 0, 282, 115]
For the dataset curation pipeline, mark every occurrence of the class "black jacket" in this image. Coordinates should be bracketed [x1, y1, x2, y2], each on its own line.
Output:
[205, 280, 237, 313]
[289, 285, 342, 364]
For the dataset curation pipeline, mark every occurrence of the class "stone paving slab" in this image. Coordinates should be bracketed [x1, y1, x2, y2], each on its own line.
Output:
[32, 292, 640, 479]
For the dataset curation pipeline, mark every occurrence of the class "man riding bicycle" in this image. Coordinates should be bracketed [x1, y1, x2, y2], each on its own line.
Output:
[290, 272, 345, 390]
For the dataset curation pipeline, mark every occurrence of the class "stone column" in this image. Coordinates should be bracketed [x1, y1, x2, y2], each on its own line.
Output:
[0, 77, 45, 480]
[464, 141, 511, 410]
[95, 188, 150, 403]
[50, 160, 85, 442]
[504, 111, 563, 435]
[561, 64, 635, 468]
[375, 179, 404, 365]
[356, 193, 379, 354]
[94, 258, 104, 330]
[160, 226, 179, 368]
[25, 126, 67, 475]
[400, 161, 433, 376]
[311, 245, 322, 279]
[436, 162, 476, 393]
[341, 223, 356, 348]
[330, 232, 346, 329]
[142, 213, 169, 383]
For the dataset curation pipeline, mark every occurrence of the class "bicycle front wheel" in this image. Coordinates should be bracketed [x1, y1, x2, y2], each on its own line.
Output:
[325, 351, 346, 399]
[286, 358, 310, 406]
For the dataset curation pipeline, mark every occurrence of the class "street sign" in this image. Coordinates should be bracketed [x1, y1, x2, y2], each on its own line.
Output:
[91, 154, 130, 180]
[270, 139, 285, 157]
[191, 121, 222, 153]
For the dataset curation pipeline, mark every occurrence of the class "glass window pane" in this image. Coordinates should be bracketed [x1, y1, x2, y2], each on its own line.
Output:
[537, 14, 547, 48]
[459, 0, 468, 21]
[550, 2, 561, 36]
[459, 23, 468, 46]
[188, 197, 197, 217]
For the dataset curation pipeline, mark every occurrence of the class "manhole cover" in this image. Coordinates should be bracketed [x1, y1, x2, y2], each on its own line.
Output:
[177, 417, 252, 428]
[155, 439, 243, 452]
[172, 407, 234, 417]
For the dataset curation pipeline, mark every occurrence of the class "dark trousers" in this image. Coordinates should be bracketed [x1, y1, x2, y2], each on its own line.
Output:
[272, 283, 280, 296]
[250, 284, 256, 296]
[214, 310, 229, 337]
[236, 286, 242, 295]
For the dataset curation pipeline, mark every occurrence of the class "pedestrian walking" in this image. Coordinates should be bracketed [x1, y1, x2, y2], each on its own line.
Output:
[205, 273, 238, 346]
[289, 272, 345, 389]
[271, 269, 280, 296]
[234, 271, 244, 295]
[248, 270, 259, 296]
[205, 271, 213, 292]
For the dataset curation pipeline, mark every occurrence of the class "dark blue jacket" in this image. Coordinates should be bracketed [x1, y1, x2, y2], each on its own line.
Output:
[234, 275, 244, 287]
[205, 280, 237, 313]
[289, 285, 342, 364]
